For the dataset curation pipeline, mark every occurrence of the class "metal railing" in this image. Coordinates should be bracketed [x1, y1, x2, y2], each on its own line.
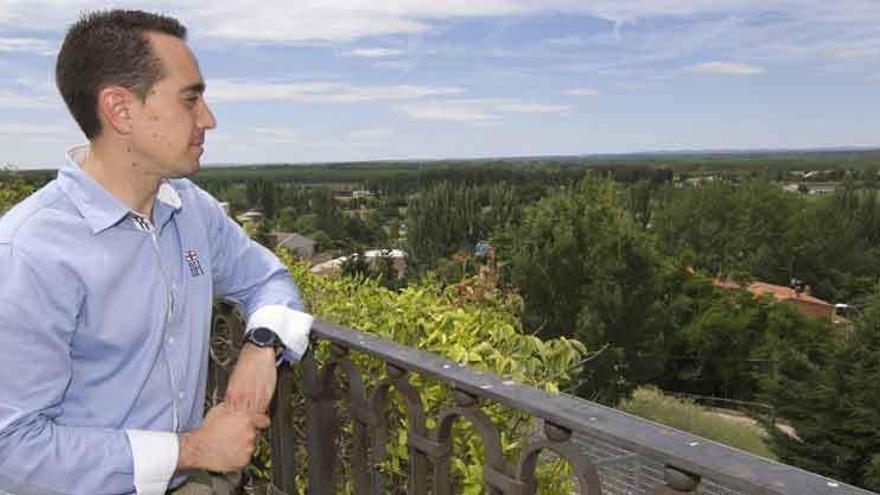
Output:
[208, 302, 875, 495]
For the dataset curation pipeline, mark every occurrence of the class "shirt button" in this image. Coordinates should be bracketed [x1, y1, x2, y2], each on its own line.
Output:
[167, 337, 175, 344]
[178, 391, 185, 400]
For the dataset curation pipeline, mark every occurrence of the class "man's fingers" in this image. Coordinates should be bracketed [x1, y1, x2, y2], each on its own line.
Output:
[226, 395, 266, 414]
[251, 413, 271, 429]
[254, 393, 272, 413]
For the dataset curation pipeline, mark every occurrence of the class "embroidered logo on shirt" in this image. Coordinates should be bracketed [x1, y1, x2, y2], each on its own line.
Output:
[184, 249, 205, 277]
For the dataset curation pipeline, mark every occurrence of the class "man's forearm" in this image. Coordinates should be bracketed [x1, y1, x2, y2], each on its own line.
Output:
[225, 343, 278, 414]
[177, 431, 202, 471]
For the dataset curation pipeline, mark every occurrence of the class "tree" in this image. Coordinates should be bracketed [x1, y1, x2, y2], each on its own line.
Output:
[483, 182, 522, 232]
[405, 181, 482, 266]
[676, 289, 835, 401]
[0, 172, 34, 214]
[762, 285, 880, 491]
[496, 177, 680, 402]
[309, 187, 345, 239]
[652, 180, 799, 283]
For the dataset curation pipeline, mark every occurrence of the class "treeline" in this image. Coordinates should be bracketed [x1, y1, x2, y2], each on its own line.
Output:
[5, 148, 880, 191]
[0, 173, 33, 213]
[193, 148, 880, 182]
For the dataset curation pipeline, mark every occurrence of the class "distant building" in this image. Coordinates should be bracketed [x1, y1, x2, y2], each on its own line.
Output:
[235, 209, 264, 225]
[352, 189, 374, 200]
[685, 176, 717, 186]
[714, 279, 835, 320]
[806, 184, 836, 195]
[273, 232, 316, 259]
[781, 182, 837, 195]
[310, 249, 407, 278]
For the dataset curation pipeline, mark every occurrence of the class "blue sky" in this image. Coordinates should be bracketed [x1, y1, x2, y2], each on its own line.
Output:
[0, 0, 878, 169]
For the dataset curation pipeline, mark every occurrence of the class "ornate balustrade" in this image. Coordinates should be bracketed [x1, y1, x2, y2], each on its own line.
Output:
[208, 301, 875, 495]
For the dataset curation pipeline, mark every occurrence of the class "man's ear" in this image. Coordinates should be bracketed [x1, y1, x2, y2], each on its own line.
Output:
[96, 85, 135, 135]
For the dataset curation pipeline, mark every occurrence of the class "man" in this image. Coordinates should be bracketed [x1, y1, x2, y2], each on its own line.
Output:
[0, 10, 313, 495]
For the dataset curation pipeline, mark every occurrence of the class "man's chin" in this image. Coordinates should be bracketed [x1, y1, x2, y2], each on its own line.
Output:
[183, 163, 201, 177]
[169, 161, 200, 179]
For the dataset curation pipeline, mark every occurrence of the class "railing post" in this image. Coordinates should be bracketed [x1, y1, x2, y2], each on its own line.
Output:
[303, 348, 337, 495]
[387, 364, 431, 495]
[270, 364, 297, 494]
[655, 466, 700, 494]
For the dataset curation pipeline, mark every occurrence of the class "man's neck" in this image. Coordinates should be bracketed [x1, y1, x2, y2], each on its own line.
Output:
[81, 141, 161, 221]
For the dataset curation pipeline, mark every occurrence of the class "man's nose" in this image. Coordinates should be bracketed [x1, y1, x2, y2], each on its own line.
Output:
[199, 99, 217, 130]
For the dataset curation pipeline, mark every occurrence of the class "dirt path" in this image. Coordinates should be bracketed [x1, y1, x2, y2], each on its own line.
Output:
[707, 409, 798, 439]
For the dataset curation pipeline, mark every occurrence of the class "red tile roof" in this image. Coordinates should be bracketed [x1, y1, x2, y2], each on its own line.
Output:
[713, 279, 834, 318]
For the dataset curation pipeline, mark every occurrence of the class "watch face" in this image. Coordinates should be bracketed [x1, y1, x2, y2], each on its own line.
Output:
[250, 327, 275, 346]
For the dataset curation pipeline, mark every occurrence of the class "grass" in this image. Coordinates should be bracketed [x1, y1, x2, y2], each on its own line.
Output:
[617, 386, 776, 460]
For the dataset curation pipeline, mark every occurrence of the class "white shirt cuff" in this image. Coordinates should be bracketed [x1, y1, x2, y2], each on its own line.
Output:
[125, 429, 179, 495]
[247, 305, 313, 361]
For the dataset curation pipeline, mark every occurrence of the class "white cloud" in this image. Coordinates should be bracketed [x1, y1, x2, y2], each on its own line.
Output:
[686, 61, 765, 75]
[191, 4, 429, 43]
[207, 80, 464, 104]
[565, 87, 599, 97]
[397, 98, 570, 124]
[586, 0, 770, 23]
[254, 126, 299, 139]
[616, 81, 648, 91]
[344, 48, 403, 58]
[492, 101, 570, 113]
[0, 89, 58, 109]
[0, 37, 56, 56]
[397, 101, 499, 124]
[348, 126, 394, 140]
[542, 35, 589, 48]
[0, 123, 75, 135]
[826, 40, 880, 60]
[373, 61, 414, 71]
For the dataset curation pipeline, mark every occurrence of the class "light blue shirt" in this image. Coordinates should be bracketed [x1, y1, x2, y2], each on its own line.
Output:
[0, 146, 313, 495]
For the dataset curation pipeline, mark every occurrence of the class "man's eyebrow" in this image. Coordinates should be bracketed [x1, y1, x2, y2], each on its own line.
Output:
[181, 82, 206, 94]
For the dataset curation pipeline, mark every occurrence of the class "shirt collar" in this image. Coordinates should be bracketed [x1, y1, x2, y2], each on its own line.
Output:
[57, 144, 183, 234]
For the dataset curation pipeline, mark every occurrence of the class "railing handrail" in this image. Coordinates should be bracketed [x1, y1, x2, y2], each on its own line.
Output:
[310, 318, 874, 495]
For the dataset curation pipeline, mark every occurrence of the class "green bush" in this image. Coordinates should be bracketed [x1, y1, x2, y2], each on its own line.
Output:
[0, 172, 33, 214]
[286, 254, 587, 493]
[618, 386, 775, 459]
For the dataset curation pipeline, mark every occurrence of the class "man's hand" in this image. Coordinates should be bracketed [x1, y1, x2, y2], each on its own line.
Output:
[177, 402, 270, 472]
[225, 343, 277, 414]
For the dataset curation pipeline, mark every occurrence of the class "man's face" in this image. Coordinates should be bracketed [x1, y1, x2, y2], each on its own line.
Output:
[128, 32, 216, 178]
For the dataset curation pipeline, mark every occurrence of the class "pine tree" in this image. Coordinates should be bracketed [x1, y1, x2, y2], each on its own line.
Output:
[764, 286, 880, 491]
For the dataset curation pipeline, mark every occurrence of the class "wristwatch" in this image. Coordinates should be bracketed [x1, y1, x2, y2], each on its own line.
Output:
[244, 327, 283, 350]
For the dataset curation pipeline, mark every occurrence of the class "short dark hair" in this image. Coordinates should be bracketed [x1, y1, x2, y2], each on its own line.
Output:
[55, 10, 187, 139]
